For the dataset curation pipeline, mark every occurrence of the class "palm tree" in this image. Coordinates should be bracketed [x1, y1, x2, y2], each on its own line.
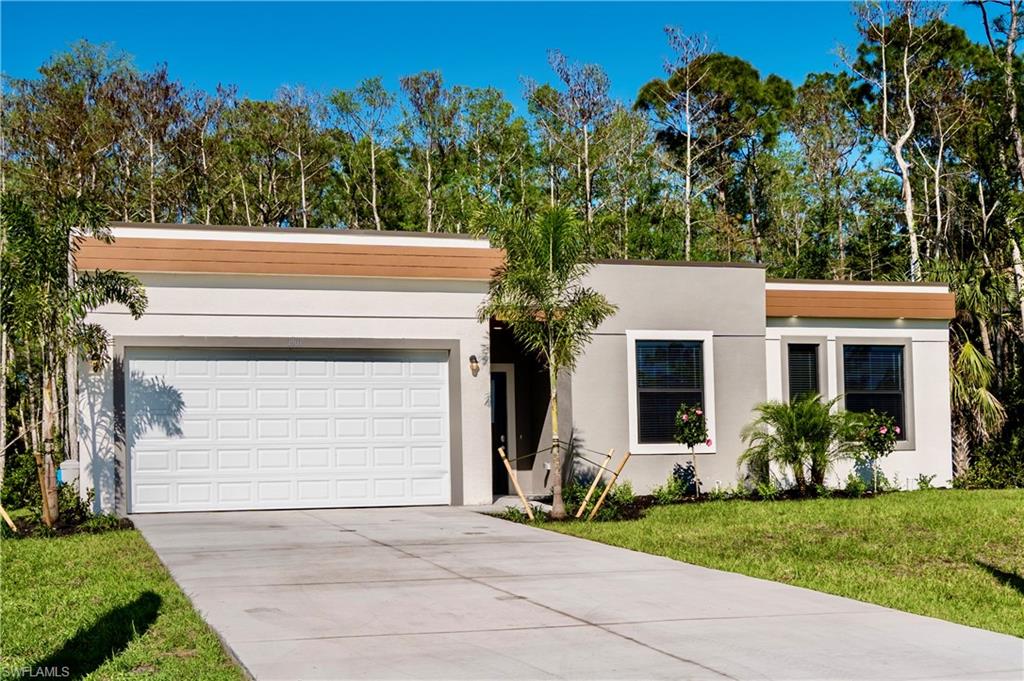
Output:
[479, 207, 616, 518]
[950, 335, 1005, 478]
[932, 259, 1009, 478]
[739, 394, 863, 495]
[2, 194, 147, 526]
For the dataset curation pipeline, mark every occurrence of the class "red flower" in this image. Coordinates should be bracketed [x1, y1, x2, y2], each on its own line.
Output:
[705, 438, 712, 447]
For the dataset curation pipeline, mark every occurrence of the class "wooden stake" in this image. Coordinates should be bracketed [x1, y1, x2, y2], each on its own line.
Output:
[587, 451, 632, 521]
[498, 447, 534, 521]
[0, 504, 17, 533]
[575, 449, 614, 518]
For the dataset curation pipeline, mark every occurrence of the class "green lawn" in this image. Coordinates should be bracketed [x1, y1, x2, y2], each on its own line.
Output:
[548, 489, 1024, 638]
[1, 530, 244, 680]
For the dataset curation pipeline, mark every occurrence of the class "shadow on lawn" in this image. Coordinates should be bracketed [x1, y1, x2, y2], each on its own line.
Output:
[976, 561, 1024, 598]
[32, 591, 162, 680]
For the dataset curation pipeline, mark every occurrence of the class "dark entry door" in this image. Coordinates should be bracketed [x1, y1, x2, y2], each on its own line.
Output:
[490, 371, 510, 496]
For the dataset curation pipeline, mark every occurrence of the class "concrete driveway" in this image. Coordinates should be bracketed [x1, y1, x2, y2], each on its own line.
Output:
[133, 507, 1023, 681]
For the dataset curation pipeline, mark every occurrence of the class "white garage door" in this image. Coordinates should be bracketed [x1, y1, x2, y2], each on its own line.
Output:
[126, 348, 451, 512]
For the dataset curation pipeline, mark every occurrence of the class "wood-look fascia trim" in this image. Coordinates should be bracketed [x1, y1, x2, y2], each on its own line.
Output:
[766, 289, 955, 320]
[76, 237, 505, 281]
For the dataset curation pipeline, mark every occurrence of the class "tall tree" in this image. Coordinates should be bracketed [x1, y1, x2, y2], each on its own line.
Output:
[636, 27, 716, 260]
[527, 51, 615, 244]
[1, 194, 147, 525]
[846, 0, 944, 280]
[790, 72, 863, 277]
[399, 71, 460, 232]
[332, 78, 396, 231]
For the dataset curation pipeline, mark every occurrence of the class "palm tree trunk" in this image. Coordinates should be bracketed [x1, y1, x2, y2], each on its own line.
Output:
[952, 425, 970, 479]
[0, 326, 7, 494]
[40, 362, 60, 526]
[549, 362, 566, 519]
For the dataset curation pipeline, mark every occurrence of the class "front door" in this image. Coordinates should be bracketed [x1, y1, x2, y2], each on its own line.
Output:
[490, 368, 512, 496]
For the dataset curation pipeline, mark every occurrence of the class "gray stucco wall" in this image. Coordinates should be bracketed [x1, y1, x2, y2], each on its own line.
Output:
[570, 262, 768, 493]
[78, 273, 493, 512]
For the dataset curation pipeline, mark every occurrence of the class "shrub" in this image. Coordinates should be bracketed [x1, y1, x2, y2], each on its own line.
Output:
[58, 484, 94, 526]
[674, 404, 710, 449]
[953, 442, 1024, 489]
[1, 447, 41, 510]
[812, 482, 833, 498]
[755, 480, 781, 501]
[916, 474, 937, 490]
[560, 478, 638, 521]
[651, 476, 687, 505]
[708, 486, 730, 501]
[845, 472, 868, 497]
[80, 514, 131, 533]
[651, 463, 698, 504]
[497, 505, 540, 524]
[740, 394, 863, 495]
[855, 410, 899, 493]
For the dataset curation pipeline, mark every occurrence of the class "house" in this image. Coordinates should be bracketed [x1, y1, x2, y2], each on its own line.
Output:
[76, 223, 955, 513]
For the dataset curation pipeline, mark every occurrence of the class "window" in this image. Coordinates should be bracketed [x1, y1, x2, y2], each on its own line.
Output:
[787, 344, 820, 401]
[626, 330, 716, 454]
[842, 344, 906, 439]
[635, 340, 704, 443]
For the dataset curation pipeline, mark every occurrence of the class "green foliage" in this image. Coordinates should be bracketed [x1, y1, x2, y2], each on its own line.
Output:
[651, 474, 688, 505]
[560, 478, 638, 521]
[1, 447, 42, 510]
[674, 404, 710, 449]
[755, 480, 781, 501]
[478, 207, 616, 517]
[57, 484, 93, 526]
[916, 474, 937, 491]
[496, 505, 542, 524]
[2, 192, 148, 526]
[953, 445, 1024, 489]
[740, 394, 864, 495]
[5, 18, 1024, 494]
[858, 410, 900, 462]
[855, 410, 900, 493]
[845, 472, 868, 498]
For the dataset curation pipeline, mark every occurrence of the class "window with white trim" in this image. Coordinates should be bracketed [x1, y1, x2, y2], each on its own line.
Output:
[627, 331, 716, 454]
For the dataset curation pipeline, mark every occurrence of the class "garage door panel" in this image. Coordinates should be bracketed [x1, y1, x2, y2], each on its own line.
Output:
[127, 348, 451, 512]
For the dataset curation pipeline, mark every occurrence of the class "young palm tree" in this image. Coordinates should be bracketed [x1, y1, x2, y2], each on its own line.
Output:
[950, 335, 1005, 478]
[479, 207, 616, 519]
[739, 394, 863, 495]
[2, 194, 147, 526]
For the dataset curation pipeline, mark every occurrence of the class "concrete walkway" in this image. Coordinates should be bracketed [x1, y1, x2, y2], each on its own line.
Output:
[133, 507, 1023, 681]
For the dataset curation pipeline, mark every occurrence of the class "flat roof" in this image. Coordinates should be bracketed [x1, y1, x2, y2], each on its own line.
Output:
[596, 258, 765, 270]
[767, 277, 948, 288]
[110, 222, 488, 241]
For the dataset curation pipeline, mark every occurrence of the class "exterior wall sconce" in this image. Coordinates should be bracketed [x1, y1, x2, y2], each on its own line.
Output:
[469, 355, 480, 377]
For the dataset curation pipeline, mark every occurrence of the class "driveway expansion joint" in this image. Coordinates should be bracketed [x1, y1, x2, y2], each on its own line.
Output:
[301, 510, 740, 680]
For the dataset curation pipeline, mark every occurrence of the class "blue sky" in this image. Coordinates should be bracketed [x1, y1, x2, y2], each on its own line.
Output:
[2, 2, 988, 109]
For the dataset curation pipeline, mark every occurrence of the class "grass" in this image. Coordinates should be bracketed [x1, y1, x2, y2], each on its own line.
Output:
[547, 488, 1024, 638]
[1, 529, 244, 680]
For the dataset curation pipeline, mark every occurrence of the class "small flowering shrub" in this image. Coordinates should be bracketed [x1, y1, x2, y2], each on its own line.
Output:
[862, 410, 899, 460]
[856, 410, 900, 493]
[675, 404, 710, 449]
